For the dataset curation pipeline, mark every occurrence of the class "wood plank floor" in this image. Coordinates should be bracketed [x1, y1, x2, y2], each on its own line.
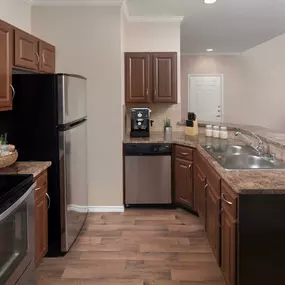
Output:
[36, 209, 226, 285]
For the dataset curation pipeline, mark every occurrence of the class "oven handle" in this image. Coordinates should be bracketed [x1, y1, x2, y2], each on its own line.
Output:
[0, 183, 35, 222]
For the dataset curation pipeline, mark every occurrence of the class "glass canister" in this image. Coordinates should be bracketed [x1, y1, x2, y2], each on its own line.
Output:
[220, 126, 228, 140]
[205, 125, 213, 137]
[213, 126, 220, 138]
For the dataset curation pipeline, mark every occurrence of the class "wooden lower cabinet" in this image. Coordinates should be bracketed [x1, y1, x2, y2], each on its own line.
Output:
[195, 163, 207, 226]
[34, 171, 48, 267]
[221, 209, 236, 285]
[206, 183, 221, 263]
[175, 158, 193, 208]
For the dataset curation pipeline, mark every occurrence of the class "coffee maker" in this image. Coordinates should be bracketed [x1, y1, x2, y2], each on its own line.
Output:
[130, 108, 151, 138]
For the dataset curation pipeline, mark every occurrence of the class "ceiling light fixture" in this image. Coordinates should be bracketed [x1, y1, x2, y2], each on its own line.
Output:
[204, 0, 217, 4]
[207, 49, 214, 52]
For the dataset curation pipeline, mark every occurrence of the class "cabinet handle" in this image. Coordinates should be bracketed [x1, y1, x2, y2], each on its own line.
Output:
[146, 89, 149, 96]
[42, 53, 46, 64]
[204, 183, 208, 190]
[188, 164, 191, 169]
[35, 185, 45, 191]
[202, 178, 206, 183]
[180, 152, 189, 156]
[221, 193, 232, 205]
[10, 84, 15, 99]
[46, 193, 51, 209]
[35, 52, 40, 64]
[154, 88, 157, 96]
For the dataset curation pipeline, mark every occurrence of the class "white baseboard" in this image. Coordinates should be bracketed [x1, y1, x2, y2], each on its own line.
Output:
[88, 206, 125, 213]
[68, 205, 125, 213]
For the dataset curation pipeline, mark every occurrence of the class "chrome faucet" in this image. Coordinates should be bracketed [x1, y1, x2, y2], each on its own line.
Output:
[235, 130, 265, 155]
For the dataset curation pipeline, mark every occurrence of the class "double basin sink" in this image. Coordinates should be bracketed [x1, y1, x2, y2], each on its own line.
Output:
[202, 144, 285, 170]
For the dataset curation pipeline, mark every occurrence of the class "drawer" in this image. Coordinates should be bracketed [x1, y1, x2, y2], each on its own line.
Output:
[221, 180, 238, 218]
[175, 145, 193, 161]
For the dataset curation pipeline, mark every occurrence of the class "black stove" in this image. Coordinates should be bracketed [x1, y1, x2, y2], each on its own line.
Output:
[0, 174, 34, 215]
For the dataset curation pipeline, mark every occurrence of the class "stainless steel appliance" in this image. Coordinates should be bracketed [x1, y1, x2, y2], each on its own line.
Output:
[130, 108, 151, 138]
[0, 74, 88, 256]
[124, 144, 172, 205]
[0, 175, 35, 285]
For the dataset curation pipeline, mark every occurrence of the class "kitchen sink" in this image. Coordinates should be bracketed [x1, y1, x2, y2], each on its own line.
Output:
[202, 144, 285, 170]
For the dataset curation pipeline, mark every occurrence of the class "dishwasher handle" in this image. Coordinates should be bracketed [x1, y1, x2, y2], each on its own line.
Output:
[124, 143, 172, 156]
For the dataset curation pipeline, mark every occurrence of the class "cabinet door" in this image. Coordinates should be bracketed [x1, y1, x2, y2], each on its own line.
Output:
[125, 53, 150, 103]
[206, 184, 221, 263]
[152, 52, 177, 103]
[175, 158, 193, 208]
[221, 210, 236, 285]
[35, 188, 48, 267]
[39, 41, 55, 73]
[195, 164, 207, 226]
[14, 29, 39, 70]
[0, 20, 12, 111]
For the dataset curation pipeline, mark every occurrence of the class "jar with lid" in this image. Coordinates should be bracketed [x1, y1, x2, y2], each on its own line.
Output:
[220, 126, 228, 139]
[205, 125, 213, 137]
[213, 126, 220, 138]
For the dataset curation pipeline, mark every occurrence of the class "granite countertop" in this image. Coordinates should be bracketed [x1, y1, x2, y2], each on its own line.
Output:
[0, 162, 52, 178]
[123, 132, 285, 195]
[179, 120, 285, 148]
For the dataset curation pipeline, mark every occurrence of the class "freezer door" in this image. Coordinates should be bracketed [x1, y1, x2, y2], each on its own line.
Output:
[59, 120, 88, 252]
[58, 74, 87, 124]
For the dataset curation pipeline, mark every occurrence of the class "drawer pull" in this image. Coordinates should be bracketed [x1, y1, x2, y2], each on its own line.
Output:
[35, 185, 45, 191]
[204, 184, 208, 190]
[46, 193, 51, 209]
[180, 152, 189, 156]
[222, 193, 233, 205]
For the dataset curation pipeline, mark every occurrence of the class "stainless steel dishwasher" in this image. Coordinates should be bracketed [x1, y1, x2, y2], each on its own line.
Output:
[124, 143, 172, 205]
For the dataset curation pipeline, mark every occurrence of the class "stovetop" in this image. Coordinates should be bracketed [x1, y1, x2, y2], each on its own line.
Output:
[0, 174, 34, 215]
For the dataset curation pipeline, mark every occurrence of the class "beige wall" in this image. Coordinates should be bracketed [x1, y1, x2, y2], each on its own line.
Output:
[0, 0, 31, 32]
[241, 33, 285, 131]
[181, 33, 285, 131]
[32, 6, 123, 206]
[181, 55, 244, 123]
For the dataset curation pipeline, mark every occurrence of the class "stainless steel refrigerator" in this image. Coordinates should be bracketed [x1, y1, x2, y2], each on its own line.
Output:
[0, 74, 88, 256]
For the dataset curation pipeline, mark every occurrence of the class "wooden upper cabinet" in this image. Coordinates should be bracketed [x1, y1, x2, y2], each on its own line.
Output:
[152, 52, 177, 103]
[39, 41, 55, 73]
[14, 29, 39, 70]
[175, 158, 194, 208]
[0, 20, 12, 111]
[125, 53, 150, 103]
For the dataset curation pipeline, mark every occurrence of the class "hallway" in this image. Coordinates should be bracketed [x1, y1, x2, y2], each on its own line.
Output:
[36, 209, 225, 285]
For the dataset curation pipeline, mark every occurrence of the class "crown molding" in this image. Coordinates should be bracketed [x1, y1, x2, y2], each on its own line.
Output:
[30, 0, 123, 6]
[127, 16, 184, 23]
[181, 52, 241, 56]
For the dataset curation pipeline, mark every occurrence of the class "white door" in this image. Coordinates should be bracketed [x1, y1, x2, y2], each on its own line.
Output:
[188, 75, 223, 123]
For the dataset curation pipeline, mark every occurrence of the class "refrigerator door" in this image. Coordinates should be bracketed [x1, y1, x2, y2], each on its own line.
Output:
[59, 119, 88, 252]
[57, 74, 87, 124]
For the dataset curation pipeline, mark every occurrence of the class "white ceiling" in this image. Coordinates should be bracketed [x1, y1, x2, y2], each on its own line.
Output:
[126, 0, 285, 54]
[29, 0, 285, 54]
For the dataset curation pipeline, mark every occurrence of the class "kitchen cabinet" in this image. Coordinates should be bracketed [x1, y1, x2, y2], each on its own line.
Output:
[34, 170, 49, 267]
[39, 41, 56, 73]
[14, 29, 39, 71]
[221, 181, 237, 285]
[206, 182, 221, 263]
[175, 145, 194, 208]
[152, 53, 177, 103]
[125, 53, 150, 103]
[14, 29, 56, 73]
[0, 20, 13, 111]
[125, 52, 177, 104]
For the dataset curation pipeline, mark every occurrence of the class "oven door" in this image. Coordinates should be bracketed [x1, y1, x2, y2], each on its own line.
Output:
[0, 184, 35, 285]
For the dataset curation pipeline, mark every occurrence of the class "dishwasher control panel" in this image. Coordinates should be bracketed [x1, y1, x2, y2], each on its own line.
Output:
[124, 143, 172, 156]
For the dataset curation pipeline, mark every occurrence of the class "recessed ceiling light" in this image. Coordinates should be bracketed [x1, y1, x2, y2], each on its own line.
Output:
[204, 0, 217, 4]
[207, 49, 214, 52]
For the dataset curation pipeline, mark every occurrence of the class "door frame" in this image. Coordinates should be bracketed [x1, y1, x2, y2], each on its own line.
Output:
[188, 74, 224, 123]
